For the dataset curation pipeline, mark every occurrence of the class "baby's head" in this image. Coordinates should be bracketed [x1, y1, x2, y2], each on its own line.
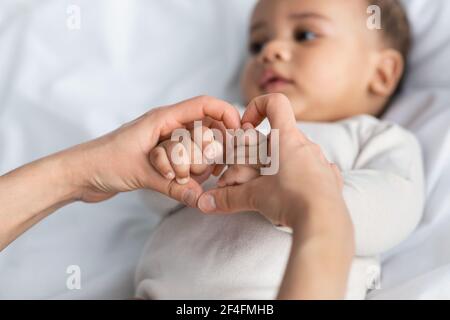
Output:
[241, 0, 411, 122]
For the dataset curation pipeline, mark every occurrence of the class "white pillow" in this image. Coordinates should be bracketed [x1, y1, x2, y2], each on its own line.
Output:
[401, 0, 450, 89]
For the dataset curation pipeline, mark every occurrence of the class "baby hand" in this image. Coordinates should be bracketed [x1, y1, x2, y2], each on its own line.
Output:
[217, 123, 265, 187]
[150, 124, 223, 185]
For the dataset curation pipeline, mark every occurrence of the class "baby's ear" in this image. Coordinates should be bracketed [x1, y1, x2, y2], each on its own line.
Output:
[369, 49, 404, 97]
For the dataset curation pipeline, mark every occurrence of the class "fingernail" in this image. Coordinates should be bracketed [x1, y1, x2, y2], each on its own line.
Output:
[166, 172, 175, 180]
[182, 189, 197, 207]
[198, 194, 216, 212]
[177, 177, 189, 185]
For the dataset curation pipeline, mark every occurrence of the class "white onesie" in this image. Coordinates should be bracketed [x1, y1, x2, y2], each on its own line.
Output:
[135, 113, 424, 300]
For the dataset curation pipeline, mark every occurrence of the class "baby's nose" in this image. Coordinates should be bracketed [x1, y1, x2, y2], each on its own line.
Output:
[259, 40, 292, 64]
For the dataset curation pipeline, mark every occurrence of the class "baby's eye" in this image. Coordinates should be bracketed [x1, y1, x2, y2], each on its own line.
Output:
[294, 30, 317, 43]
[249, 41, 265, 55]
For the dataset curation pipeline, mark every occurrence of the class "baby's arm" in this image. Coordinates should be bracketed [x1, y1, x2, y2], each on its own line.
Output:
[342, 118, 425, 257]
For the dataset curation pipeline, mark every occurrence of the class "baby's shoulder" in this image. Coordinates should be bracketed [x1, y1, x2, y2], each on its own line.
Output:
[335, 114, 420, 150]
[297, 114, 421, 171]
[298, 114, 390, 146]
[336, 114, 397, 134]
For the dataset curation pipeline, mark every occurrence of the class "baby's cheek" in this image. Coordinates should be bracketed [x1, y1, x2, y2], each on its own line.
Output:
[240, 60, 260, 102]
[303, 62, 345, 104]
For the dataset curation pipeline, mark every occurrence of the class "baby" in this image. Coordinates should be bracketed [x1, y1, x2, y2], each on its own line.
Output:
[135, 0, 424, 299]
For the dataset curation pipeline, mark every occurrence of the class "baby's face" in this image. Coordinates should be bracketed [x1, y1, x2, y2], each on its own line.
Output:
[241, 0, 383, 122]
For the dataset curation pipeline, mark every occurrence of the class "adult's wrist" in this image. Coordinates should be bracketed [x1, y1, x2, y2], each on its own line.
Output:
[276, 200, 355, 300]
[42, 150, 84, 204]
[42, 140, 99, 205]
[288, 193, 354, 246]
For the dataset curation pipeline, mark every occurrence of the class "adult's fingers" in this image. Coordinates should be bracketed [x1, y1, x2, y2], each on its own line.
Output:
[165, 178, 204, 208]
[198, 180, 259, 213]
[192, 166, 216, 185]
[143, 164, 204, 208]
[158, 96, 241, 137]
[217, 165, 260, 187]
[241, 94, 297, 132]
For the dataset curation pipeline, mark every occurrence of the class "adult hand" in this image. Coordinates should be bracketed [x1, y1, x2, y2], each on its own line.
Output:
[0, 96, 240, 250]
[198, 93, 348, 233]
[198, 93, 354, 299]
[66, 96, 241, 206]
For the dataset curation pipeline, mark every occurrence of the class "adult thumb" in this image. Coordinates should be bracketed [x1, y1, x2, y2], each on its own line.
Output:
[162, 178, 204, 208]
[197, 182, 258, 214]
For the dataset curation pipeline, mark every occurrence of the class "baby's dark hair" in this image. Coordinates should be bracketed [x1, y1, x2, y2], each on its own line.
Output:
[368, 0, 412, 96]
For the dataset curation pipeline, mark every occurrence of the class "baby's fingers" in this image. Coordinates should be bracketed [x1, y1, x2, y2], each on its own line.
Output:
[149, 146, 175, 180]
[161, 140, 191, 185]
[188, 126, 222, 162]
[188, 137, 209, 176]
[188, 125, 223, 176]
[217, 165, 260, 187]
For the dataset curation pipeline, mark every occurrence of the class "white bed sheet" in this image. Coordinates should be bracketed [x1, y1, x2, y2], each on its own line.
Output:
[0, 0, 449, 299]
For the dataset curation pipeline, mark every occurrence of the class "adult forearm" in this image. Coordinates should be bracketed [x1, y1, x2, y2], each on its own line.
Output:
[0, 96, 243, 252]
[277, 202, 355, 300]
[0, 152, 78, 251]
[277, 235, 353, 299]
